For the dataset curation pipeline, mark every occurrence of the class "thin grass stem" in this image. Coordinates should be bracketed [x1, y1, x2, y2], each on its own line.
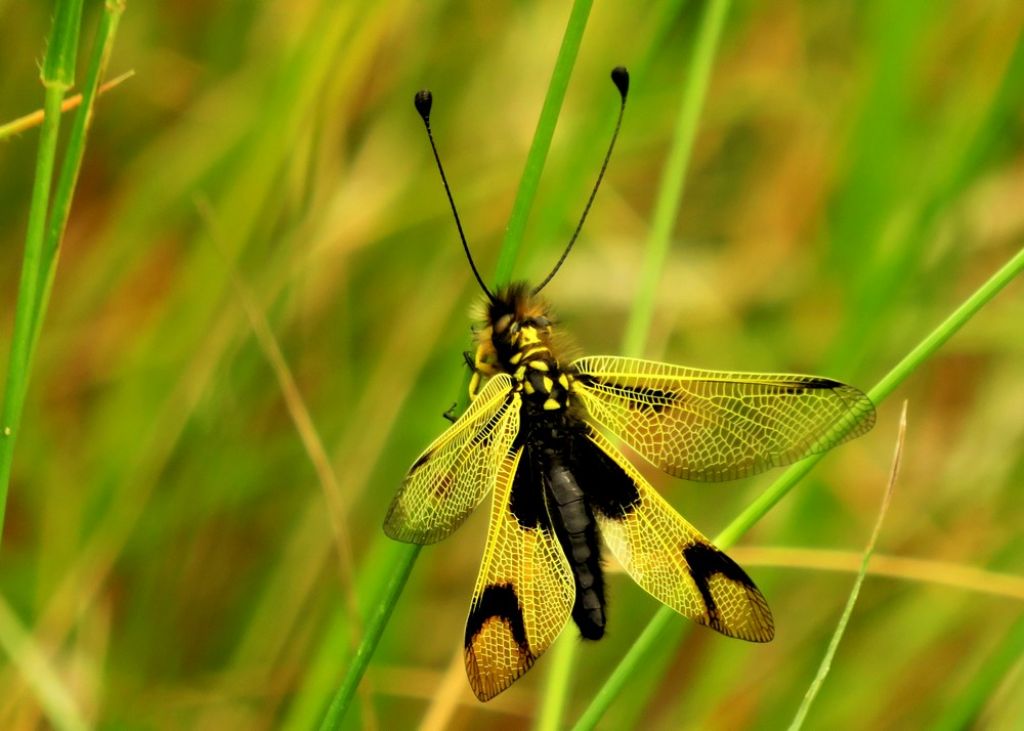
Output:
[0, 0, 85, 543]
[716, 244, 1024, 551]
[621, 0, 731, 356]
[0, 596, 88, 731]
[535, 632, 579, 731]
[198, 195, 378, 728]
[541, 2, 733, 724]
[0, 70, 132, 141]
[317, 2, 594, 726]
[572, 243, 1024, 730]
[492, 0, 594, 285]
[197, 198, 358, 594]
[789, 402, 906, 730]
[318, 544, 421, 731]
[727, 547, 1024, 601]
[418, 647, 468, 731]
[35, 1, 127, 331]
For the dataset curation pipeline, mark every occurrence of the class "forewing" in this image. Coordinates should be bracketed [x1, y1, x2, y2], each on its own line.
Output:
[464, 446, 574, 701]
[580, 427, 774, 642]
[572, 355, 875, 482]
[384, 374, 519, 544]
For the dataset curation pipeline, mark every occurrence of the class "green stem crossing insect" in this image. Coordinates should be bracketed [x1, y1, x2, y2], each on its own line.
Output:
[384, 67, 876, 702]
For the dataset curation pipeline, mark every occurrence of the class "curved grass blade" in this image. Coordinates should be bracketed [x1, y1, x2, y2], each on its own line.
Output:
[621, 0, 732, 357]
[317, 2, 595, 726]
[789, 401, 906, 730]
[727, 548, 1024, 601]
[537, 2, 733, 725]
[572, 243, 1024, 731]
[0, 0, 87, 543]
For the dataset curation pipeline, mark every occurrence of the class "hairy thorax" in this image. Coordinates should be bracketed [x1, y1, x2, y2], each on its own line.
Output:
[472, 283, 575, 413]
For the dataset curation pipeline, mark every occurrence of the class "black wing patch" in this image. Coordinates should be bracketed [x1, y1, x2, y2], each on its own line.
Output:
[464, 447, 574, 700]
[583, 426, 774, 642]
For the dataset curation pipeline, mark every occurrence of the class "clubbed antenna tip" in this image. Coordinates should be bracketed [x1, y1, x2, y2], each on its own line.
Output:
[611, 66, 629, 98]
[533, 66, 631, 294]
[414, 90, 432, 122]
[413, 87, 494, 301]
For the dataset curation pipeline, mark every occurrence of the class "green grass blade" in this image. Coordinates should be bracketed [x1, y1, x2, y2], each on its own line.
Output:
[621, 0, 731, 357]
[35, 1, 126, 331]
[0, 0, 85, 543]
[571, 604, 680, 731]
[42, 0, 85, 87]
[2, 4, 1019, 728]
[317, 3, 594, 726]
[535, 631, 579, 731]
[317, 544, 421, 731]
[717, 245, 1024, 551]
[935, 613, 1024, 731]
[573, 243, 1024, 731]
[0, 597, 88, 731]
[864, 246, 1024, 406]
[492, 0, 594, 286]
[789, 402, 906, 730]
[540, 3, 733, 725]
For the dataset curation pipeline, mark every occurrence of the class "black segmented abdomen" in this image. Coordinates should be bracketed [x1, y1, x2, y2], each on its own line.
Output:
[542, 450, 606, 640]
[516, 385, 609, 641]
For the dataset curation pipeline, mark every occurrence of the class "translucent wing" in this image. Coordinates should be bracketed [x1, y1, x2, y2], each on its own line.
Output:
[384, 374, 519, 544]
[464, 446, 574, 701]
[572, 355, 875, 482]
[579, 427, 773, 641]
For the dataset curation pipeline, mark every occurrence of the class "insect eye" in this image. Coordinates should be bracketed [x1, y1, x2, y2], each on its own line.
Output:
[534, 316, 551, 328]
[495, 315, 512, 333]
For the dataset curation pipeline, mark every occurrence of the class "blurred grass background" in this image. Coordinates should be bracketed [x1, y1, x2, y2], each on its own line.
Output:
[1, 1, 1023, 729]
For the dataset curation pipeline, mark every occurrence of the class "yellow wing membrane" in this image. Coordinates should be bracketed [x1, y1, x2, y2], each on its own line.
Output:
[384, 374, 519, 544]
[464, 447, 574, 701]
[572, 355, 875, 482]
[584, 428, 774, 641]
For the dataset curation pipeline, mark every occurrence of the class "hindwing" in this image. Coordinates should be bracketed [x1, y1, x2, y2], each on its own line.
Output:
[578, 426, 774, 641]
[464, 446, 574, 701]
[572, 355, 875, 482]
[384, 374, 519, 544]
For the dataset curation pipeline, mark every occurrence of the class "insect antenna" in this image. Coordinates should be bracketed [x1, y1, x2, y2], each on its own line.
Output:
[533, 66, 629, 295]
[414, 89, 496, 302]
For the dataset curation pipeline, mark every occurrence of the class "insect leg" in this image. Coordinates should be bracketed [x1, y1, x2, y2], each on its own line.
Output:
[469, 345, 499, 401]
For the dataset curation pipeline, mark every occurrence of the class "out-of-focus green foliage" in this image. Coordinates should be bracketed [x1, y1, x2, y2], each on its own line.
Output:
[1, 1, 1022, 729]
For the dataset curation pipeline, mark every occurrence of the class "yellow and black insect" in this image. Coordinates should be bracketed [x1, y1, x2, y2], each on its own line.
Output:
[385, 67, 875, 701]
